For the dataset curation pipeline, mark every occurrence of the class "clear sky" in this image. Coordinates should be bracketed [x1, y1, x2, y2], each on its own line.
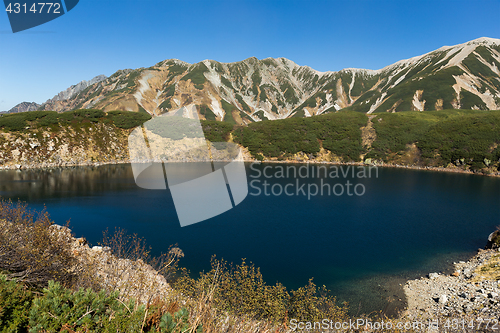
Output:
[1, 0, 499, 111]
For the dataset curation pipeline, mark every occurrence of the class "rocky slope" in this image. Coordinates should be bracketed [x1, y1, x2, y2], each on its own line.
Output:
[32, 37, 500, 122]
[0, 121, 130, 169]
[50, 224, 172, 305]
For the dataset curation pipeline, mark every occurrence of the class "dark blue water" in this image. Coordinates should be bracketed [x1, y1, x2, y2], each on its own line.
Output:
[0, 163, 499, 316]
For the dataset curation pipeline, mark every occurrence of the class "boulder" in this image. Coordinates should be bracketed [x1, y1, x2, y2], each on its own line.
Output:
[486, 230, 500, 249]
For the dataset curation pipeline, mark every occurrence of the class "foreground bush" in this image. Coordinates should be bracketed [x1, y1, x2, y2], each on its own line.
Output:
[0, 276, 201, 333]
[0, 200, 77, 288]
[174, 257, 349, 324]
[0, 275, 34, 331]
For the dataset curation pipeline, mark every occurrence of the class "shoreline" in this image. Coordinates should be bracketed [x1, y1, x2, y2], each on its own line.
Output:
[1, 158, 499, 178]
[248, 159, 500, 178]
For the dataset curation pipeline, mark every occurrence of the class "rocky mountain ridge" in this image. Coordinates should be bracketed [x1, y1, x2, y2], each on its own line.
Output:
[3, 101, 40, 114]
[29, 37, 500, 123]
[40, 74, 107, 110]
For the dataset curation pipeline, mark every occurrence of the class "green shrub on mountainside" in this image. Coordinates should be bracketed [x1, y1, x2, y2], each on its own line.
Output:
[126, 70, 142, 88]
[220, 76, 234, 89]
[199, 104, 216, 121]
[417, 111, 500, 169]
[0, 110, 152, 132]
[200, 120, 233, 142]
[0, 108, 499, 172]
[163, 84, 176, 97]
[106, 110, 152, 129]
[159, 99, 172, 111]
[365, 109, 500, 170]
[233, 111, 366, 161]
[232, 108, 500, 171]
[365, 111, 435, 161]
[181, 63, 209, 86]
[220, 99, 237, 124]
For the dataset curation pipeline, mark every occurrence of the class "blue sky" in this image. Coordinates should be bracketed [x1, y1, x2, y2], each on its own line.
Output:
[1, 0, 499, 111]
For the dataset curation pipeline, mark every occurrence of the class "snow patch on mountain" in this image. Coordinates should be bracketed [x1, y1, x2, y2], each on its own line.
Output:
[204, 69, 223, 92]
[133, 72, 154, 114]
[368, 92, 387, 114]
[208, 93, 224, 119]
[390, 73, 407, 89]
[316, 93, 336, 115]
[453, 73, 499, 110]
[475, 52, 500, 76]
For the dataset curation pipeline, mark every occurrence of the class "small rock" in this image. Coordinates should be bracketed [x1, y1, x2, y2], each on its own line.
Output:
[428, 272, 439, 280]
[488, 292, 498, 298]
[439, 295, 448, 304]
[75, 237, 87, 246]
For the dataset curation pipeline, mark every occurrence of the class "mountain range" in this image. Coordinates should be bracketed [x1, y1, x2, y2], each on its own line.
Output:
[22, 37, 500, 123]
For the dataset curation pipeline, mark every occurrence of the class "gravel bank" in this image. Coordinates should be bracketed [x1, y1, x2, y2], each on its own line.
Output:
[402, 248, 500, 321]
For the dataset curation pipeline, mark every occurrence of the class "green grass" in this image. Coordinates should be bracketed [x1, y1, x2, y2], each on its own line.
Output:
[126, 70, 142, 88]
[220, 99, 237, 124]
[181, 63, 209, 85]
[221, 76, 234, 89]
[159, 99, 172, 111]
[199, 104, 216, 121]
[235, 94, 252, 113]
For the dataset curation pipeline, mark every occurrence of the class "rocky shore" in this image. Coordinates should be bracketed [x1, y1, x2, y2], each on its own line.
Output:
[402, 247, 500, 321]
[50, 224, 173, 305]
[2, 154, 499, 179]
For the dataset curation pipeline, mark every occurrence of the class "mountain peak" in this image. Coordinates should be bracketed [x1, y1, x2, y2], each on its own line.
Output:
[5, 101, 40, 114]
[467, 37, 500, 45]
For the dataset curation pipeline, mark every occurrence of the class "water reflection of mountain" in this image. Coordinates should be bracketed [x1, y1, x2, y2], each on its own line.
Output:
[0, 164, 135, 200]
